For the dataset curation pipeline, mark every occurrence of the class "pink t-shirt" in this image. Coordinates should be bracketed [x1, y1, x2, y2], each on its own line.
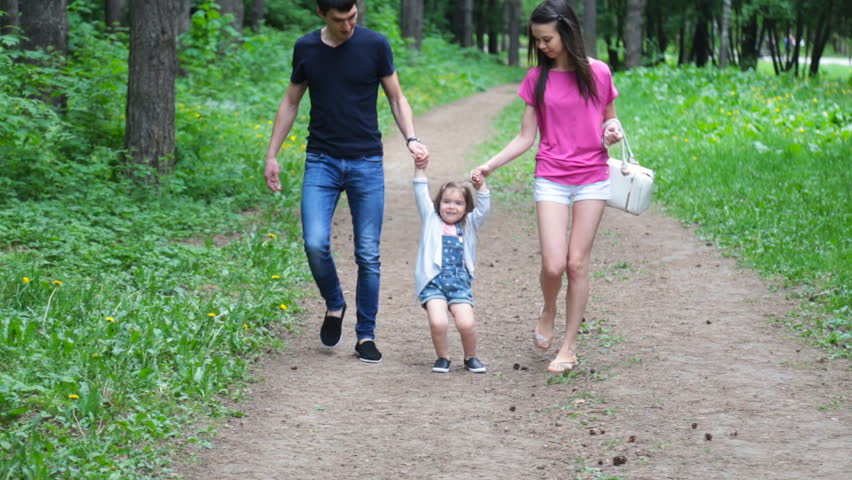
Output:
[518, 60, 618, 186]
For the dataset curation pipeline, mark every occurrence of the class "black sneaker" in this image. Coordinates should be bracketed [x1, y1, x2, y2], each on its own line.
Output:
[355, 340, 382, 363]
[432, 357, 451, 373]
[464, 357, 486, 373]
[320, 304, 345, 348]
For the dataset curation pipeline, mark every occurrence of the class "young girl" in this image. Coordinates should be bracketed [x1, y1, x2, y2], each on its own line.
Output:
[472, 0, 623, 373]
[413, 166, 490, 373]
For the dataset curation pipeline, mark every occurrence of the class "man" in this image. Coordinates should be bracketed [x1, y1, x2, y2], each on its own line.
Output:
[264, 0, 429, 363]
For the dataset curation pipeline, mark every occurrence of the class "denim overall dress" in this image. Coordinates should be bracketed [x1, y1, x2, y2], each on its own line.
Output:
[418, 224, 473, 305]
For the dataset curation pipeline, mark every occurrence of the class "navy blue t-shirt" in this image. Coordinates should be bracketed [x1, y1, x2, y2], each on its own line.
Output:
[291, 26, 395, 158]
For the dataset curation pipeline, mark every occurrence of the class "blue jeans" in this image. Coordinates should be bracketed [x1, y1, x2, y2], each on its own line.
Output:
[301, 152, 384, 340]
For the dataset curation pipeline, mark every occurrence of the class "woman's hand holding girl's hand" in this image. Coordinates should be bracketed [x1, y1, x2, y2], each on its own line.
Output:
[470, 170, 485, 190]
[602, 118, 623, 147]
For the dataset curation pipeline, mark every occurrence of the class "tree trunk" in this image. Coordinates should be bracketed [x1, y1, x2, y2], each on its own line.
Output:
[218, 0, 243, 34]
[400, 0, 423, 50]
[474, 0, 485, 51]
[486, 0, 499, 55]
[788, 10, 804, 76]
[462, 0, 473, 47]
[691, 19, 710, 66]
[19, 0, 67, 54]
[1, 0, 19, 34]
[104, 0, 127, 29]
[583, 0, 596, 58]
[507, 0, 520, 66]
[624, 0, 645, 69]
[126, 0, 178, 179]
[719, 0, 731, 68]
[250, 0, 264, 33]
[357, 0, 366, 25]
[176, 0, 191, 37]
[809, 1, 833, 76]
[740, 12, 758, 70]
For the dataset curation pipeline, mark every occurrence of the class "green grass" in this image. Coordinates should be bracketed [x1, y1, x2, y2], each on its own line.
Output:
[476, 66, 850, 357]
[756, 58, 852, 81]
[0, 9, 524, 479]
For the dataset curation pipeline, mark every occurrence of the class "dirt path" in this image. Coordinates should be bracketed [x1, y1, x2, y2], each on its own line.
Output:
[176, 85, 850, 480]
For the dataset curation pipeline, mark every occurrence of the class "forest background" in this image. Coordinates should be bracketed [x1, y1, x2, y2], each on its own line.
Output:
[0, 0, 849, 478]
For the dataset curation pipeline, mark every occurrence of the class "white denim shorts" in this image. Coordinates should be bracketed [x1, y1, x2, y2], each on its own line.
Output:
[534, 177, 611, 205]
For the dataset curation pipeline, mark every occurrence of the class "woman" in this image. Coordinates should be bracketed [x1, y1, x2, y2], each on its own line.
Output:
[472, 0, 623, 373]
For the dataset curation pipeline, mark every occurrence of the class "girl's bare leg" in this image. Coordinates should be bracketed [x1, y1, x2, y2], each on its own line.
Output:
[425, 299, 450, 359]
[552, 199, 606, 366]
[449, 303, 477, 358]
[535, 201, 571, 343]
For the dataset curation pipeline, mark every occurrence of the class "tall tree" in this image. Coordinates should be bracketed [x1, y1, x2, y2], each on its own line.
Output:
[250, 0, 265, 33]
[624, 0, 645, 68]
[357, 0, 366, 25]
[401, 0, 423, 50]
[104, 0, 127, 29]
[218, 0, 244, 34]
[507, 0, 520, 65]
[486, 0, 500, 54]
[583, 0, 597, 58]
[125, 0, 178, 179]
[462, 0, 473, 47]
[719, 0, 731, 67]
[0, 0, 19, 34]
[177, 0, 191, 37]
[19, 0, 67, 55]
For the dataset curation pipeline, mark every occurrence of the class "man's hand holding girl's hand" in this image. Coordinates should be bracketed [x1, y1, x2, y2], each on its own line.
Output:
[408, 140, 429, 169]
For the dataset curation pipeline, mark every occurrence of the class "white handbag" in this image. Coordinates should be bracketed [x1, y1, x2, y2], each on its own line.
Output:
[606, 132, 654, 215]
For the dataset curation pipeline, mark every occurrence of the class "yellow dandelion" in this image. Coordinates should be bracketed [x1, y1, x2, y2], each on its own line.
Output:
[91, 353, 100, 359]
[727, 112, 732, 116]
[798, 128, 805, 133]
[208, 312, 217, 318]
[194, 113, 201, 119]
[289, 135, 297, 141]
[68, 394, 79, 399]
[53, 280, 63, 286]
[243, 324, 249, 330]
[683, 138, 690, 142]
[692, 156, 698, 161]
[256, 134, 264, 139]
[775, 108, 781, 113]
[267, 120, 273, 125]
[267, 233, 276, 239]
[711, 137, 719, 143]
[254, 124, 261, 129]
[106, 317, 116, 323]
[280, 304, 288, 311]
[812, 98, 818, 103]
[271, 275, 280, 280]
[22, 277, 30, 283]
[730, 90, 737, 96]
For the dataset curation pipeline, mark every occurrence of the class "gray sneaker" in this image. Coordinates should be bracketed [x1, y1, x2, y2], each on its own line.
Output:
[432, 357, 451, 373]
[464, 357, 486, 373]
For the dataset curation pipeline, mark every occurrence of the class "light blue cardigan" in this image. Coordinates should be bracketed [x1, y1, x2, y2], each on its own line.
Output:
[413, 177, 491, 299]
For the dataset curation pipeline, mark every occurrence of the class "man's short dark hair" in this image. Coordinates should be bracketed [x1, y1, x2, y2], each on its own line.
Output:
[317, 0, 356, 14]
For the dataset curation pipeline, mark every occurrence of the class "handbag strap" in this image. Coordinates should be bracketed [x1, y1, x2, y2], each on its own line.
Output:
[604, 118, 639, 167]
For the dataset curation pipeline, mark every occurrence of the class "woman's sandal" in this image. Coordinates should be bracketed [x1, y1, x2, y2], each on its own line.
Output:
[533, 327, 552, 351]
[546, 355, 578, 373]
[533, 307, 554, 351]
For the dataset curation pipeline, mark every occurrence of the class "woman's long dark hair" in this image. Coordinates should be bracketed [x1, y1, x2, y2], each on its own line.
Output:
[527, 0, 599, 107]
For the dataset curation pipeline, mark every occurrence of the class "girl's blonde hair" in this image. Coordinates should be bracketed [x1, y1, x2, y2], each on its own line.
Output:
[432, 181, 475, 225]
